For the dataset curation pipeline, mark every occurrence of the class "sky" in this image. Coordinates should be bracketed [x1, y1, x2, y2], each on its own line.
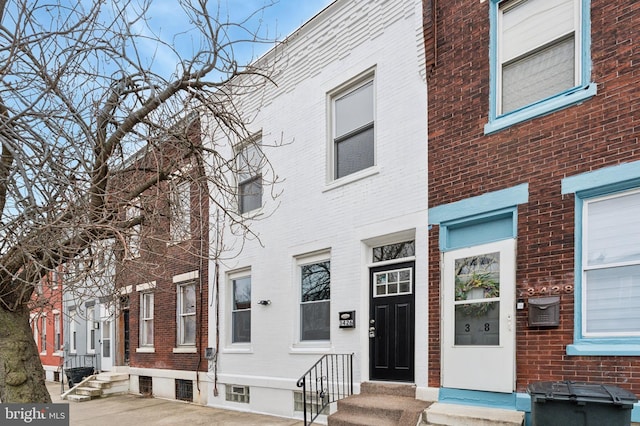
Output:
[140, 0, 335, 76]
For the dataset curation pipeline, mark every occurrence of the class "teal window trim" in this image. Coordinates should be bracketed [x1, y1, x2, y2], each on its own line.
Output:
[429, 183, 528, 225]
[562, 161, 640, 355]
[429, 184, 528, 252]
[485, 0, 596, 135]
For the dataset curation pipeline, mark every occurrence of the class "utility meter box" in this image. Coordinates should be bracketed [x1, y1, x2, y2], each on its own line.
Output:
[528, 296, 560, 327]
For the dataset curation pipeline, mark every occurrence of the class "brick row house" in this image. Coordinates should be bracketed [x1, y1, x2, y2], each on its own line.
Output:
[30, 268, 64, 383]
[113, 115, 210, 403]
[425, 0, 640, 421]
[202, 0, 428, 419]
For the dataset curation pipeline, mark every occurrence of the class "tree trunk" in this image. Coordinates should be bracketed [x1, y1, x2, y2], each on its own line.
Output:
[0, 304, 51, 403]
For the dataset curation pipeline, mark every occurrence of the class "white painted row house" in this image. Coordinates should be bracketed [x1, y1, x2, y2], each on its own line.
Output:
[204, 0, 428, 418]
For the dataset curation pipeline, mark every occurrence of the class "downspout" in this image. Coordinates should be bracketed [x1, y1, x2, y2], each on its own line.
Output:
[213, 210, 220, 397]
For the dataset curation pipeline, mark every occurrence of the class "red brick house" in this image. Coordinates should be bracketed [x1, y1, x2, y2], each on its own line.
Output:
[425, 0, 640, 420]
[114, 115, 210, 403]
[31, 268, 65, 383]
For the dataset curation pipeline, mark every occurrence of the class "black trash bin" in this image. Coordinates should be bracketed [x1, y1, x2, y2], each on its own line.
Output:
[528, 381, 638, 426]
[64, 367, 95, 387]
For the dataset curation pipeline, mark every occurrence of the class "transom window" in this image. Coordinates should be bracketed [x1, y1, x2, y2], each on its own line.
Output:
[332, 78, 374, 180]
[373, 240, 415, 263]
[582, 189, 640, 338]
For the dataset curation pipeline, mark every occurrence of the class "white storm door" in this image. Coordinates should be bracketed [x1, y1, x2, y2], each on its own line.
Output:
[442, 238, 516, 393]
[100, 305, 113, 371]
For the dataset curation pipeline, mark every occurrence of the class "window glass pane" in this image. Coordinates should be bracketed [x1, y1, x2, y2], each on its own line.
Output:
[182, 315, 196, 344]
[336, 126, 374, 178]
[454, 253, 500, 301]
[586, 191, 640, 266]
[501, 0, 574, 62]
[335, 82, 373, 137]
[373, 241, 415, 262]
[182, 284, 196, 314]
[143, 320, 153, 345]
[454, 302, 500, 345]
[232, 310, 251, 343]
[239, 178, 262, 213]
[502, 36, 575, 114]
[585, 265, 640, 335]
[301, 301, 330, 341]
[233, 277, 251, 310]
[301, 261, 330, 302]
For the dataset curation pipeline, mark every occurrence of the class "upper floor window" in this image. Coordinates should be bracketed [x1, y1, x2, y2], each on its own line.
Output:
[237, 139, 263, 214]
[169, 179, 191, 242]
[331, 77, 375, 180]
[581, 189, 640, 338]
[125, 199, 141, 258]
[54, 312, 61, 352]
[486, 0, 595, 133]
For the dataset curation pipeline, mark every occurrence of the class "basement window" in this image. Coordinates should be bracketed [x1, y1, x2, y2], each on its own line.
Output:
[225, 385, 250, 403]
[175, 379, 193, 402]
[294, 391, 329, 415]
[139, 376, 152, 396]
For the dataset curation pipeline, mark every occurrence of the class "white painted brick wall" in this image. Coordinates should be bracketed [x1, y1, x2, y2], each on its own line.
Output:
[206, 0, 428, 416]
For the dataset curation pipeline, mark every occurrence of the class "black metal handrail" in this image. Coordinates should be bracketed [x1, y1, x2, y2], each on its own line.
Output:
[296, 353, 354, 426]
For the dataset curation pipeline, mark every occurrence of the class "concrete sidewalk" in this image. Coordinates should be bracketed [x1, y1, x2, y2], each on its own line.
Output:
[47, 381, 303, 426]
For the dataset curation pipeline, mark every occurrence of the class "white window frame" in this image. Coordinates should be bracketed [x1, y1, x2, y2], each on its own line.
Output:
[69, 309, 77, 354]
[236, 136, 263, 215]
[86, 306, 95, 354]
[230, 273, 251, 345]
[40, 314, 47, 354]
[53, 312, 61, 353]
[176, 282, 196, 347]
[169, 178, 191, 242]
[125, 198, 141, 259]
[581, 188, 640, 339]
[329, 72, 376, 182]
[297, 251, 331, 344]
[136, 281, 156, 352]
[485, 0, 595, 134]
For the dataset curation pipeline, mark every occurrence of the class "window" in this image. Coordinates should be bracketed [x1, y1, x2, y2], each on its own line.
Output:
[231, 276, 251, 343]
[40, 315, 47, 353]
[69, 309, 77, 353]
[125, 199, 141, 258]
[86, 306, 95, 353]
[177, 282, 196, 346]
[140, 292, 154, 347]
[169, 179, 191, 242]
[581, 189, 640, 338]
[237, 140, 263, 214]
[175, 379, 193, 402]
[332, 78, 374, 180]
[373, 240, 415, 263]
[300, 259, 331, 341]
[54, 313, 61, 352]
[226, 384, 250, 403]
[486, 0, 595, 133]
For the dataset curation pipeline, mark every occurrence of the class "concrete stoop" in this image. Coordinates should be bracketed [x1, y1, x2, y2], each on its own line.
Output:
[328, 382, 431, 426]
[423, 403, 524, 426]
[63, 372, 130, 402]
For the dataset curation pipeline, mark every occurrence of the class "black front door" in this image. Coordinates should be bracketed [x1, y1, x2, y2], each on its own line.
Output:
[369, 261, 415, 382]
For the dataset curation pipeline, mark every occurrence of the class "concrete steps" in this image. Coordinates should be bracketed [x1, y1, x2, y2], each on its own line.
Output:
[423, 403, 524, 426]
[328, 382, 431, 426]
[63, 371, 130, 402]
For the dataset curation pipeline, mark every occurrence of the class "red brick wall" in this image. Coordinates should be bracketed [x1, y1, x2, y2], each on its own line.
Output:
[427, 0, 640, 392]
[115, 118, 209, 373]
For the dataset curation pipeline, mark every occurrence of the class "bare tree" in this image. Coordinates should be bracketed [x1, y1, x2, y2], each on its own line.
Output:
[0, 0, 281, 402]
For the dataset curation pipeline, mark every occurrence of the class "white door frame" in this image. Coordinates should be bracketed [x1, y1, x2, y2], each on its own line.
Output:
[441, 238, 516, 393]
